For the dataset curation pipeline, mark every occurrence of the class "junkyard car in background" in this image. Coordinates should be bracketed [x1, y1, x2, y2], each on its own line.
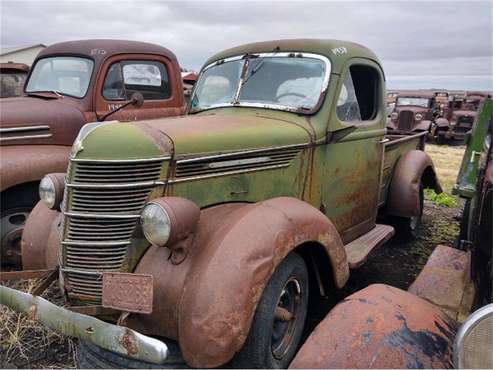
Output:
[0, 39, 186, 268]
[387, 91, 439, 133]
[291, 99, 493, 369]
[0, 39, 442, 369]
[0, 62, 29, 98]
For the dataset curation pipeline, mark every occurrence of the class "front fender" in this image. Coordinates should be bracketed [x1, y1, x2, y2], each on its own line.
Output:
[0, 145, 71, 191]
[387, 150, 442, 218]
[435, 117, 450, 128]
[129, 197, 348, 368]
[414, 120, 432, 132]
[290, 284, 457, 369]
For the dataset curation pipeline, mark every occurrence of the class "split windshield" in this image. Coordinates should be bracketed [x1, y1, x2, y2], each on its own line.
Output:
[396, 97, 430, 108]
[26, 56, 94, 98]
[190, 53, 329, 113]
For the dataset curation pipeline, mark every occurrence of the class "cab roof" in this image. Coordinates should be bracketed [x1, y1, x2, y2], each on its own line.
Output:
[204, 39, 382, 75]
[36, 39, 178, 64]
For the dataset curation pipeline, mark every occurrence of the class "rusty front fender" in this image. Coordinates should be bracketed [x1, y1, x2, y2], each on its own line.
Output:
[0, 145, 71, 192]
[129, 197, 349, 368]
[21, 201, 61, 270]
[387, 150, 442, 218]
[290, 284, 458, 369]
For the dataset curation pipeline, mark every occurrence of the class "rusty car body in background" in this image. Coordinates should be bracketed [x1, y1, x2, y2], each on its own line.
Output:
[432, 91, 490, 144]
[291, 98, 493, 369]
[1, 39, 442, 368]
[0, 62, 29, 98]
[387, 91, 439, 133]
[0, 39, 186, 268]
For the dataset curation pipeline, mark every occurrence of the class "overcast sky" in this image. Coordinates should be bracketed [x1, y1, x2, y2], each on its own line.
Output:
[1, 0, 492, 90]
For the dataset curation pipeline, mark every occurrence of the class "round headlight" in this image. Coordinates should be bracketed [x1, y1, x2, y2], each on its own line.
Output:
[39, 173, 65, 210]
[454, 303, 493, 369]
[415, 113, 423, 120]
[391, 112, 398, 120]
[140, 203, 171, 247]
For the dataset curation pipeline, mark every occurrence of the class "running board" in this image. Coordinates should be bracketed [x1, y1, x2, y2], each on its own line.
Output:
[344, 224, 395, 269]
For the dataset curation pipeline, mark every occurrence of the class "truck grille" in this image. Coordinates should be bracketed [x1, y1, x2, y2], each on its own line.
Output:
[61, 157, 167, 302]
[398, 110, 414, 131]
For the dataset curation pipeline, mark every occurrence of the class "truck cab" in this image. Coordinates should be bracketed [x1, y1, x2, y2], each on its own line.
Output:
[0, 39, 186, 267]
[1, 39, 441, 369]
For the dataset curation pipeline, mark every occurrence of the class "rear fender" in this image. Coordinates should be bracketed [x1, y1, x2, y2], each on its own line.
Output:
[128, 197, 349, 368]
[387, 150, 442, 218]
[290, 284, 457, 369]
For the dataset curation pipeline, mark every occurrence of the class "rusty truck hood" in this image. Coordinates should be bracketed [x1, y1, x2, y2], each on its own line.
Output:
[134, 110, 312, 157]
[395, 106, 428, 114]
[0, 96, 87, 146]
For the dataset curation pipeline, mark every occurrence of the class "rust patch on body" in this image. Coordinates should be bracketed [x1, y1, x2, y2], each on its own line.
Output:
[120, 329, 139, 356]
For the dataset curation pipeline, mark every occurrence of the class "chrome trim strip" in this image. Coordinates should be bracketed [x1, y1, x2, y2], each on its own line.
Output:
[71, 156, 170, 163]
[176, 143, 308, 164]
[64, 212, 140, 219]
[62, 240, 131, 246]
[169, 163, 290, 183]
[0, 134, 52, 142]
[61, 267, 103, 276]
[453, 303, 493, 368]
[66, 181, 165, 189]
[0, 125, 50, 133]
[208, 156, 271, 168]
[0, 285, 169, 365]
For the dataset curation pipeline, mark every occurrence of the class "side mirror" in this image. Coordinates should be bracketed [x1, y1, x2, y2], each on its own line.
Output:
[130, 92, 144, 109]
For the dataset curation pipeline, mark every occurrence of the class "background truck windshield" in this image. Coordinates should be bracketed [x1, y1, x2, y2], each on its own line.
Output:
[191, 54, 327, 112]
[396, 97, 429, 108]
[26, 56, 94, 98]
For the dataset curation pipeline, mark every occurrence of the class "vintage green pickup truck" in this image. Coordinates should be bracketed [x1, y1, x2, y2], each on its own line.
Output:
[0, 39, 441, 368]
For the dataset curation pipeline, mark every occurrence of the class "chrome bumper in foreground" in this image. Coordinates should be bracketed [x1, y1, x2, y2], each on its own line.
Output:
[0, 285, 168, 365]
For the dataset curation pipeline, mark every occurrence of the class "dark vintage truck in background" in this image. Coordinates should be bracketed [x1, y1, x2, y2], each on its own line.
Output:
[0, 39, 442, 369]
[0, 39, 186, 267]
[0, 62, 30, 98]
[387, 91, 439, 133]
[292, 99, 493, 369]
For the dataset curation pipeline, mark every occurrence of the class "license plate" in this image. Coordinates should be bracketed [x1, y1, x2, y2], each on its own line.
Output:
[102, 272, 153, 314]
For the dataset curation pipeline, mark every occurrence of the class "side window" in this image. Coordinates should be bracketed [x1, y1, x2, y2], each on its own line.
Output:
[103, 60, 170, 101]
[337, 64, 380, 122]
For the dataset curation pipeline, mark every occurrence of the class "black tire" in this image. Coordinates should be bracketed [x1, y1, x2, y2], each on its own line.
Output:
[77, 338, 188, 369]
[229, 252, 309, 369]
[1, 182, 39, 268]
[390, 183, 424, 241]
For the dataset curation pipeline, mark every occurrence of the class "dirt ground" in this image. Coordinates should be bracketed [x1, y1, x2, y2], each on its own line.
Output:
[0, 144, 466, 369]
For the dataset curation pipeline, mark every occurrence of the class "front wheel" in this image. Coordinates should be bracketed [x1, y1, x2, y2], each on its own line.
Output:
[230, 252, 309, 369]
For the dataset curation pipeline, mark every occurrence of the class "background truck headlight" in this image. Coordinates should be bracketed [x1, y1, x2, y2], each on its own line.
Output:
[415, 113, 423, 120]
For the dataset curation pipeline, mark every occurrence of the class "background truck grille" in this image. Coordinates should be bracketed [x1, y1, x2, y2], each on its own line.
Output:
[398, 110, 414, 131]
[62, 157, 166, 302]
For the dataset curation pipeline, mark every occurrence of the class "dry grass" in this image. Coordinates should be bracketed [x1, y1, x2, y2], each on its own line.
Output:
[0, 279, 76, 369]
[425, 143, 466, 194]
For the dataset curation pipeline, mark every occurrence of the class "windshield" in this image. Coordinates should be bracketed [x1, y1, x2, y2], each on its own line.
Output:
[396, 97, 430, 108]
[26, 57, 94, 98]
[191, 52, 330, 113]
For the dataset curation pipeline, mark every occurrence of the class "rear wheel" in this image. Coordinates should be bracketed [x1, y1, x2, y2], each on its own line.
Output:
[390, 183, 424, 241]
[1, 182, 39, 268]
[229, 252, 309, 369]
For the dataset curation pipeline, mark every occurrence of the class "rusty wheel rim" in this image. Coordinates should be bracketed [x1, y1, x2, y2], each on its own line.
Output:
[271, 277, 302, 360]
[1, 208, 30, 265]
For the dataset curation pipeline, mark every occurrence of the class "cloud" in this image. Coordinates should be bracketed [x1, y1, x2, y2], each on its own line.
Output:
[1, 0, 491, 90]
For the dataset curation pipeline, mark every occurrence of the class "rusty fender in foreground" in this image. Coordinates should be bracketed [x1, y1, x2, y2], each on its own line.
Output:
[290, 284, 458, 369]
[0, 285, 168, 364]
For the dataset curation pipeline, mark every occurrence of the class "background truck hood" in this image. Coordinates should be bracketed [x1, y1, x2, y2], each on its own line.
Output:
[0, 96, 87, 146]
[395, 106, 428, 114]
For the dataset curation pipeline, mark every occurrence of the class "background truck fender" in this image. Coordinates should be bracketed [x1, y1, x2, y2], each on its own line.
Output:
[435, 117, 450, 128]
[20, 201, 60, 270]
[0, 145, 71, 192]
[130, 197, 349, 368]
[386, 150, 442, 218]
[415, 120, 432, 131]
[290, 284, 458, 369]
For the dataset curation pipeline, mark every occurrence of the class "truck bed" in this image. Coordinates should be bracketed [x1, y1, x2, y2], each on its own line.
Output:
[378, 131, 428, 206]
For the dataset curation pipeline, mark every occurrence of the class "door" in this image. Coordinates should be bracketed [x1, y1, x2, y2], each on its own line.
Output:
[318, 59, 386, 243]
[94, 54, 185, 121]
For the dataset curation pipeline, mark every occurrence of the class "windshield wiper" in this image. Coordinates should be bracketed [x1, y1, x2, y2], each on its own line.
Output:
[241, 46, 281, 88]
